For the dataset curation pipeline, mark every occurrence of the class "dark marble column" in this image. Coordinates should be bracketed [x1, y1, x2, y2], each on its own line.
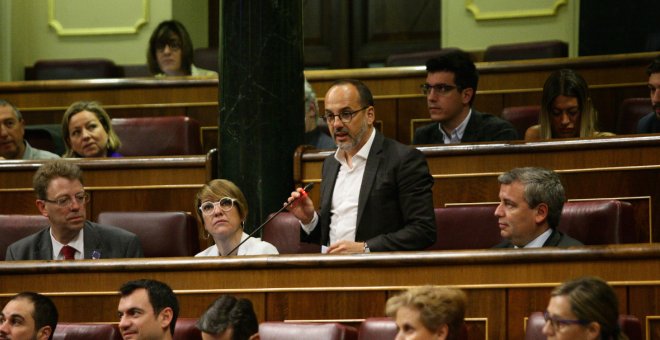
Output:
[218, 0, 304, 231]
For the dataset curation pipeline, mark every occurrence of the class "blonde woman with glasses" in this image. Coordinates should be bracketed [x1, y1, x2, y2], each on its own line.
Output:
[194, 179, 278, 256]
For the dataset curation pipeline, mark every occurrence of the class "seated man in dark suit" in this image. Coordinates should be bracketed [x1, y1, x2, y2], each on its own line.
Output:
[5, 160, 143, 260]
[413, 50, 518, 144]
[493, 167, 582, 248]
[637, 55, 660, 134]
[286, 79, 436, 253]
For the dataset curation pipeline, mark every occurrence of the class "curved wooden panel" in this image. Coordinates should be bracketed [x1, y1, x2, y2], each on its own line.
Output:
[0, 244, 659, 340]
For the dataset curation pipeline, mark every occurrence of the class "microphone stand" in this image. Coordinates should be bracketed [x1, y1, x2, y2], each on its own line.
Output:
[226, 182, 315, 256]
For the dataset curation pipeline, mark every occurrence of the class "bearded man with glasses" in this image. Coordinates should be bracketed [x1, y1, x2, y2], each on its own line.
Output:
[5, 160, 143, 260]
[413, 50, 518, 144]
[286, 79, 436, 253]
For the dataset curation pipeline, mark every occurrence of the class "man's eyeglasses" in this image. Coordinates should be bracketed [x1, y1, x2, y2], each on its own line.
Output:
[420, 83, 459, 96]
[199, 197, 238, 216]
[323, 106, 369, 124]
[543, 311, 589, 332]
[155, 40, 182, 52]
[42, 192, 89, 208]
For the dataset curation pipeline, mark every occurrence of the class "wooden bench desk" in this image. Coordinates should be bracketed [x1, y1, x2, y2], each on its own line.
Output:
[1, 52, 655, 148]
[0, 156, 209, 219]
[294, 135, 660, 243]
[0, 244, 658, 340]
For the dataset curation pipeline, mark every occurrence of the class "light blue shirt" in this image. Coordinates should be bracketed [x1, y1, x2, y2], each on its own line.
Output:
[516, 228, 553, 249]
[439, 109, 472, 144]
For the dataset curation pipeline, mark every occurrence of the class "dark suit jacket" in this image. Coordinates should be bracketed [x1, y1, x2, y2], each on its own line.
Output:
[493, 229, 583, 248]
[301, 130, 436, 251]
[413, 109, 519, 144]
[304, 126, 336, 149]
[5, 221, 143, 260]
[636, 112, 660, 134]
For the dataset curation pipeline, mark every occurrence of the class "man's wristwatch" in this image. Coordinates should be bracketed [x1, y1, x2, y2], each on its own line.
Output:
[363, 242, 371, 253]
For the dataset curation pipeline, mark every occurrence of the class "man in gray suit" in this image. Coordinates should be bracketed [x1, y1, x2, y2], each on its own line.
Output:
[493, 167, 582, 248]
[5, 160, 143, 260]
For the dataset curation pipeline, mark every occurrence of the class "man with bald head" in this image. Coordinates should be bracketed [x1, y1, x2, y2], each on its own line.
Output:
[287, 79, 436, 253]
[0, 292, 58, 340]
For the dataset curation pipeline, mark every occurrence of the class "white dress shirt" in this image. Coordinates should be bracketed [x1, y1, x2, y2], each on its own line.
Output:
[51, 228, 84, 260]
[195, 232, 279, 256]
[517, 228, 553, 248]
[302, 128, 376, 245]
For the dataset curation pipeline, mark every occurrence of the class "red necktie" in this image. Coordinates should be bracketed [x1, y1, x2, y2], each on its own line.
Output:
[61, 245, 76, 260]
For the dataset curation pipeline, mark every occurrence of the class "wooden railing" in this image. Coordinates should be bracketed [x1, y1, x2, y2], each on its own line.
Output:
[0, 244, 658, 340]
[0, 156, 211, 245]
[1, 52, 655, 148]
[294, 135, 660, 243]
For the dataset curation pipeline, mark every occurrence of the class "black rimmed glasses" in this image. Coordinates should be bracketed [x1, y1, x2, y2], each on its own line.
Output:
[155, 40, 182, 52]
[42, 192, 89, 208]
[199, 197, 238, 216]
[420, 83, 459, 96]
[323, 106, 369, 124]
[543, 311, 589, 332]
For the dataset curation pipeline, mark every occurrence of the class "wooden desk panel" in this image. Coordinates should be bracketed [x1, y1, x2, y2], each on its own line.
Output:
[0, 78, 218, 107]
[0, 157, 208, 189]
[1, 52, 655, 149]
[13, 82, 647, 150]
[0, 245, 658, 340]
[305, 52, 657, 95]
[294, 136, 660, 242]
[296, 136, 660, 181]
[0, 157, 209, 244]
[13, 81, 648, 154]
[316, 83, 647, 145]
[0, 188, 202, 217]
[19, 102, 219, 127]
[435, 174, 654, 242]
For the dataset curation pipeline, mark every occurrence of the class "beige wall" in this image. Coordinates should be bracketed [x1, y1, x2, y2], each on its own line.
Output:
[4, 0, 209, 81]
[0, 1, 11, 81]
[442, 0, 579, 57]
[2, 1, 580, 82]
[173, 0, 209, 50]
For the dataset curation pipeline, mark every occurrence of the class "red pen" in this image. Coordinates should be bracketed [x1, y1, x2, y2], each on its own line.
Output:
[291, 183, 314, 207]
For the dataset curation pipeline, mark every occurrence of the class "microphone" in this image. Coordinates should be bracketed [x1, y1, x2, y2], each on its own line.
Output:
[226, 182, 315, 256]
